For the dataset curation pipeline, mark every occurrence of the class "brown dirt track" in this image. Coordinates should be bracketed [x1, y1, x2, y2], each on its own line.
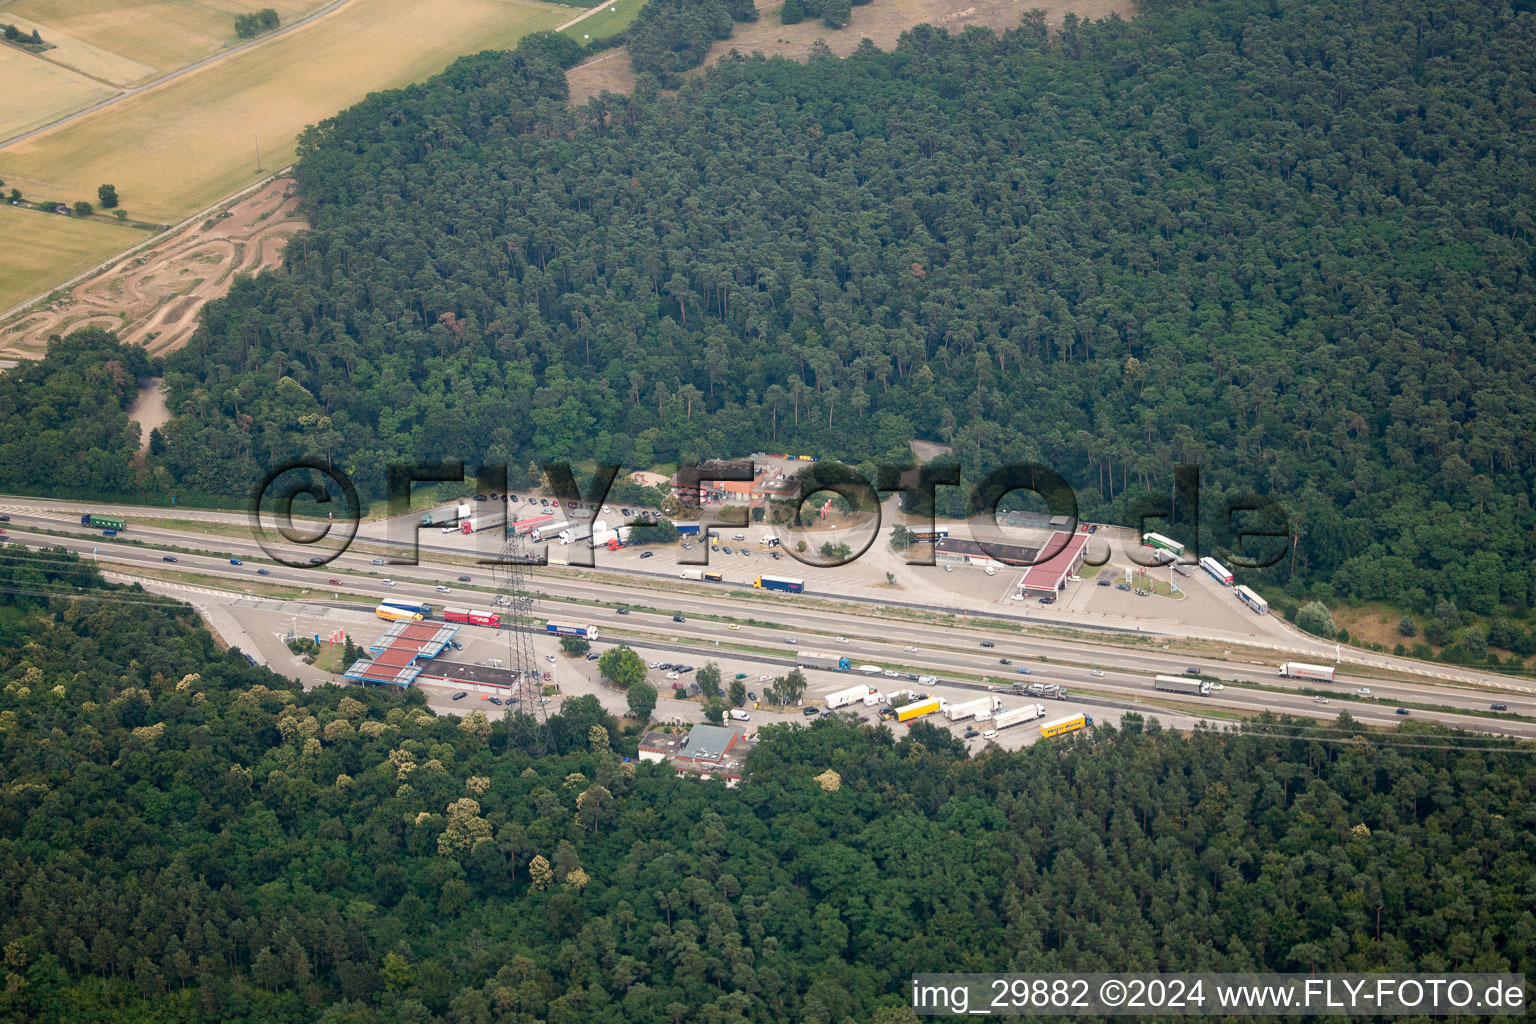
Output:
[0, 176, 306, 359]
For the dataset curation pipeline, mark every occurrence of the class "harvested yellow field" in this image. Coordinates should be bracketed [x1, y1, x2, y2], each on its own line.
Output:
[6, 0, 330, 72]
[0, 14, 157, 85]
[0, 0, 570, 223]
[0, 204, 145, 313]
[0, 46, 116, 139]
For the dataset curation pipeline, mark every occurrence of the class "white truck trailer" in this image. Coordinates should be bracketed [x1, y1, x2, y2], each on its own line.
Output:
[1154, 675, 1212, 696]
[825, 683, 873, 710]
[991, 703, 1048, 730]
[1278, 662, 1335, 682]
[943, 696, 1002, 722]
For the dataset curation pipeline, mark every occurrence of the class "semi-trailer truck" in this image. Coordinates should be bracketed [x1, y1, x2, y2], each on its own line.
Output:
[1278, 662, 1335, 682]
[753, 574, 805, 593]
[992, 703, 1048, 730]
[856, 664, 883, 676]
[798, 652, 852, 673]
[375, 604, 423, 622]
[1199, 556, 1234, 585]
[545, 621, 598, 639]
[1234, 585, 1268, 614]
[514, 513, 555, 536]
[1039, 713, 1093, 739]
[460, 512, 507, 534]
[443, 607, 501, 628]
[531, 520, 571, 542]
[80, 513, 127, 530]
[825, 683, 873, 709]
[1154, 675, 1212, 696]
[895, 696, 944, 723]
[943, 696, 1003, 722]
[380, 598, 432, 616]
[422, 502, 473, 526]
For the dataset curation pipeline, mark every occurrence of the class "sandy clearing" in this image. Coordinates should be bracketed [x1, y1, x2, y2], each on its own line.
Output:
[565, 0, 1136, 102]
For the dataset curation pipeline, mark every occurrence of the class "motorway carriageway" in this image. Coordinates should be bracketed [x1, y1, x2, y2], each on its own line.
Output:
[4, 515, 1535, 740]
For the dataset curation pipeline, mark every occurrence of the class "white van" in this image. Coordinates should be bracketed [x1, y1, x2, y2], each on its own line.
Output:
[981, 729, 998, 739]
[729, 709, 751, 722]
[984, 566, 997, 576]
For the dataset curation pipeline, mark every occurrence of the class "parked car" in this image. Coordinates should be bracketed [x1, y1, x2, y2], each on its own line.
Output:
[640, 551, 654, 559]
[586, 652, 600, 661]
[963, 729, 980, 738]
[622, 509, 632, 516]
[1098, 579, 1111, 587]
[256, 568, 270, 576]
[666, 671, 680, 681]
[1116, 583, 1131, 591]
[162, 555, 178, 562]
[1038, 596, 1055, 604]
[545, 654, 556, 663]
[747, 691, 757, 700]
[473, 494, 487, 501]
[802, 707, 819, 716]
[488, 697, 503, 705]
[508, 494, 519, 502]
[450, 641, 462, 650]
[452, 692, 468, 700]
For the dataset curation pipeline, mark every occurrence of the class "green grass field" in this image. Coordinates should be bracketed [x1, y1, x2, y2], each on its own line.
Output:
[6, 0, 331, 73]
[0, 204, 144, 312]
[560, 0, 639, 42]
[0, 46, 116, 140]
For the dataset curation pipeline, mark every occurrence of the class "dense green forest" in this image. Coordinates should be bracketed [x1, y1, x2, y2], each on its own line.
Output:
[5, 0, 1535, 621]
[0, 329, 158, 498]
[0, 551, 1532, 1022]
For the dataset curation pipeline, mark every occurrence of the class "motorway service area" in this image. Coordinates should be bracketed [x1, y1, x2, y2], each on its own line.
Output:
[1, 486, 1532, 748]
